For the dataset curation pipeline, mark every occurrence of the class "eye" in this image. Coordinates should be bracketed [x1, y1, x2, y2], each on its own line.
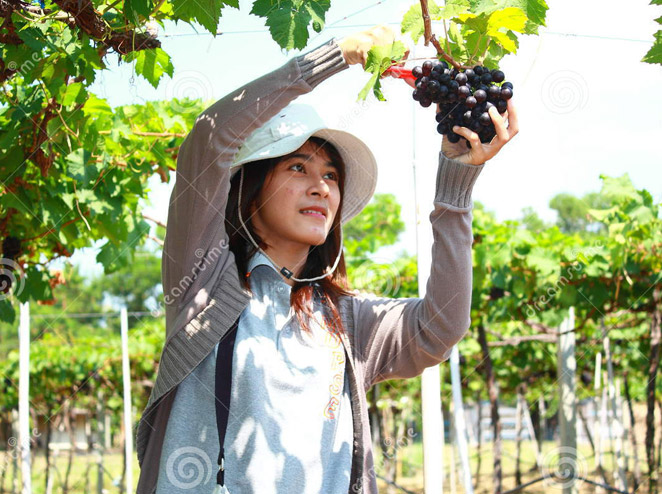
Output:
[289, 163, 305, 173]
[325, 171, 339, 181]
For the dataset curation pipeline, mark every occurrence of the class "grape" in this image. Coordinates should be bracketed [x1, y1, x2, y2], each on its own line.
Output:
[470, 120, 482, 133]
[447, 131, 461, 143]
[500, 87, 513, 100]
[479, 112, 492, 126]
[437, 121, 450, 134]
[409, 60, 514, 143]
[2, 236, 21, 260]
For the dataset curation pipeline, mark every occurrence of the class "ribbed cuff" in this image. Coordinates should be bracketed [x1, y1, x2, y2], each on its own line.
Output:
[434, 152, 485, 210]
[296, 38, 348, 88]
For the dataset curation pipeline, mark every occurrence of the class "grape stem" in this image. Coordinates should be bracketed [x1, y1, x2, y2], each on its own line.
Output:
[419, 0, 432, 46]
[418, 0, 471, 70]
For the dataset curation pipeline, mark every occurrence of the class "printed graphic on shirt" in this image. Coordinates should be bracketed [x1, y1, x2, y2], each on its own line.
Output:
[316, 313, 345, 420]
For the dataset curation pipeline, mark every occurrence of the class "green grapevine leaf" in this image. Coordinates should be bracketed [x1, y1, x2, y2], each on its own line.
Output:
[496, 0, 548, 27]
[251, 0, 330, 50]
[642, 31, 662, 64]
[357, 41, 407, 101]
[401, 0, 442, 43]
[124, 0, 154, 22]
[60, 82, 87, 107]
[123, 47, 174, 89]
[487, 8, 528, 34]
[598, 174, 638, 201]
[172, 0, 232, 33]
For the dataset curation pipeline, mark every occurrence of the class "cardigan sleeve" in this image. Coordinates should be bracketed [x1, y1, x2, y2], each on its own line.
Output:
[161, 39, 347, 322]
[351, 152, 485, 390]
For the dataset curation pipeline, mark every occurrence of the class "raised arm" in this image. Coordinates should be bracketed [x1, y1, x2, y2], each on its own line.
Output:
[161, 26, 403, 332]
[161, 41, 347, 320]
[353, 99, 519, 390]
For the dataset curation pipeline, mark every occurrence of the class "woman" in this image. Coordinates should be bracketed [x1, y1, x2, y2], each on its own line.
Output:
[136, 25, 518, 494]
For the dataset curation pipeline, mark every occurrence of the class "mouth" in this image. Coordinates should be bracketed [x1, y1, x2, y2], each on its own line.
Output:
[300, 209, 327, 220]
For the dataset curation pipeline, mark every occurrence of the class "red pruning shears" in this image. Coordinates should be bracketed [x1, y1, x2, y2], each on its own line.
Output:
[383, 66, 416, 83]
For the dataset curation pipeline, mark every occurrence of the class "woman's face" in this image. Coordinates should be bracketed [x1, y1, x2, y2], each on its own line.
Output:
[250, 140, 342, 250]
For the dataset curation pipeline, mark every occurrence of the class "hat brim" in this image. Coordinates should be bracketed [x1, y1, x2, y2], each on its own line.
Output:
[231, 128, 378, 225]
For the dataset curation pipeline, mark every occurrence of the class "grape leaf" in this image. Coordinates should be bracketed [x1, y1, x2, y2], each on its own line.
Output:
[60, 82, 87, 107]
[251, 0, 330, 50]
[598, 174, 638, 201]
[123, 47, 174, 89]
[124, 0, 154, 23]
[172, 0, 231, 35]
[487, 8, 528, 34]
[357, 41, 407, 101]
[642, 31, 662, 64]
[496, 0, 548, 27]
[66, 149, 105, 185]
[401, 0, 442, 43]
[83, 94, 113, 117]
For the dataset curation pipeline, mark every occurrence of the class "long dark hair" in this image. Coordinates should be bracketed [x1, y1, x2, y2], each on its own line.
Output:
[225, 137, 354, 336]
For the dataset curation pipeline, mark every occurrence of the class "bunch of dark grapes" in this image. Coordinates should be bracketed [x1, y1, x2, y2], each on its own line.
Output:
[411, 61, 514, 147]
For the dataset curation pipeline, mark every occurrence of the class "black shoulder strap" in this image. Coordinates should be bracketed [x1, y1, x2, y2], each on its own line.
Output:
[214, 318, 239, 486]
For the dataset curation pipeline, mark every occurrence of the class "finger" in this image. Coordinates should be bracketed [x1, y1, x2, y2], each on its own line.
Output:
[506, 98, 519, 137]
[489, 105, 509, 143]
[453, 125, 481, 148]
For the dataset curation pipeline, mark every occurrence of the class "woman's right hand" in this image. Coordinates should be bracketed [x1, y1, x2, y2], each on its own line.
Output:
[339, 25, 403, 68]
[441, 98, 520, 166]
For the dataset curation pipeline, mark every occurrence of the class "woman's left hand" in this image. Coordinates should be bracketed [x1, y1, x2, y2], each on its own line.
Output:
[441, 98, 519, 166]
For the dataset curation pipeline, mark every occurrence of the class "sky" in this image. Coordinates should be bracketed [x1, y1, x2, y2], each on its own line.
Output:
[67, 0, 662, 278]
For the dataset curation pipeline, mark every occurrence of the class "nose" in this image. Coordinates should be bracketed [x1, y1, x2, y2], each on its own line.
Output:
[308, 175, 330, 197]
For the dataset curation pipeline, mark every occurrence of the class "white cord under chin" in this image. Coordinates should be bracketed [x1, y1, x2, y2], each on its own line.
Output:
[237, 166, 344, 283]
